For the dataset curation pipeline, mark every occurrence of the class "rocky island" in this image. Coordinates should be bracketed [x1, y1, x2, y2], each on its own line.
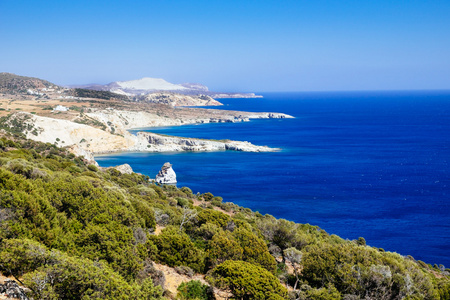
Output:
[155, 162, 177, 184]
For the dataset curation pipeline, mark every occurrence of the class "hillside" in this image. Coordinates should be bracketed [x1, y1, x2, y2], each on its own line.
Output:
[0, 72, 57, 94]
[0, 133, 449, 299]
[0, 72, 261, 108]
[0, 73, 228, 106]
[69, 88, 130, 101]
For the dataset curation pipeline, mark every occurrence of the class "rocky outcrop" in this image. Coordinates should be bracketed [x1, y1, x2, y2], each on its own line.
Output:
[67, 144, 97, 165]
[134, 132, 280, 152]
[0, 279, 28, 300]
[155, 162, 177, 184]
[210, 92, 263, 99]
[246, 112, 293, 119]
[113, 164, 134, 174]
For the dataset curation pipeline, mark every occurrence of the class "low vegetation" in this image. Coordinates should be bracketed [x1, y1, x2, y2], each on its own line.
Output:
[70, 88, 130, 101]
[0, 72, 56, 94]
[0, 133, 449, 299]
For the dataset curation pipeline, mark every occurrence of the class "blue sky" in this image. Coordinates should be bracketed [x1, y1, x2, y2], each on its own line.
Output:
[1, 0, 449, 92]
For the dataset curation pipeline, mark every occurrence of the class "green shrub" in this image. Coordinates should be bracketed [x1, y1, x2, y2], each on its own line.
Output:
[180, 186, 193, 197]
[202, 192, 214, 201]
[177, 280, 214, 300]
[206, 231, 243, 268]
[150, 226, 205, 272]
[196, 209, 230, 228]
[232, 227, 277, 273]
[87, 164, 98, 172]
[176, 197, 190, 208]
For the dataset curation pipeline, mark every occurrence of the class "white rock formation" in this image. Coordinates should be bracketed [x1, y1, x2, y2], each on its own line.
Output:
[113, 164, 134, 174]
[134, 132, 280, 152]
[155, 162, 177, 184]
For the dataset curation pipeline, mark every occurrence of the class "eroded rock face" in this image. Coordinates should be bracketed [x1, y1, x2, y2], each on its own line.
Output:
[155, 162, 177, 184]
[135, 132, 280, 152]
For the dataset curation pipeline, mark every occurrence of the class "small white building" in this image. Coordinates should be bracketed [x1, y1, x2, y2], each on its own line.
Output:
[53, 105, 69, 112]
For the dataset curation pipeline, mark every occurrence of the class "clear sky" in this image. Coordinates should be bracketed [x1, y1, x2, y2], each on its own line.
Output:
[1, 0, 449, 92]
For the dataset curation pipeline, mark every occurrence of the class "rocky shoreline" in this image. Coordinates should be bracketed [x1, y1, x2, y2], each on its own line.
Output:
[6, 107, 293, 163]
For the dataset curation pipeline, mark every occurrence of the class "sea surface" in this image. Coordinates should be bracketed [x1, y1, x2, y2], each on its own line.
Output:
[96, 91, 450, 266]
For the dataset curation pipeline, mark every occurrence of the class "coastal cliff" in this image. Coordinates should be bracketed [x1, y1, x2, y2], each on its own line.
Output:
[4, 109, 290, 162]
[83, 108, 293, 135]
[134, 132, 279, 152]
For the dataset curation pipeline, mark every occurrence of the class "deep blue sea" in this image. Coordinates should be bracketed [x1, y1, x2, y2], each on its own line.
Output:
[96, 91, 450, 266]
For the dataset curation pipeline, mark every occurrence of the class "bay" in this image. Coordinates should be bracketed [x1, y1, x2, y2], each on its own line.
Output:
[96, 91, 450, 266]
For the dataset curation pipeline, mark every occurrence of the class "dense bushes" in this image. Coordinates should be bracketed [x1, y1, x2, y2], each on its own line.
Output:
[298, 243, 440, 299]
[0, 239, 164, 299]
[208, 260, 287, 299]
[0, 133, 449, 299]
[177, 280, 214, 300]
[150, 226, 205, 272]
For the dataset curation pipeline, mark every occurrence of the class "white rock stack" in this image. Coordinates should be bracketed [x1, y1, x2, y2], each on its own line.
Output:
[155, 162, 177, 184]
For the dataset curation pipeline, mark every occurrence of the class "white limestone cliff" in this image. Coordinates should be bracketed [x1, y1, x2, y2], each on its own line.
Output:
[83, 108, 293, 135]
[11, 109, 290, 162]
[133, 132, 279, 152]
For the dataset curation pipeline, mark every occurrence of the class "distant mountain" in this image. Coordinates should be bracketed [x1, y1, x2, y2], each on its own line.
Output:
[114, 77, 187, 92]
[0, 72, 57, 94]
[73, 77, 262, 98]
[0, 73, 226, 105]
[73, 77, 191, 96]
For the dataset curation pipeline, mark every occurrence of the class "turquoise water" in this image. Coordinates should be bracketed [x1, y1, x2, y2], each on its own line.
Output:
[96, 91, 450, 266]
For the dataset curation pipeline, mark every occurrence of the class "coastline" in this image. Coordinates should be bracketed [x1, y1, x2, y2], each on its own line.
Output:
[9, 106, 294, 163]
